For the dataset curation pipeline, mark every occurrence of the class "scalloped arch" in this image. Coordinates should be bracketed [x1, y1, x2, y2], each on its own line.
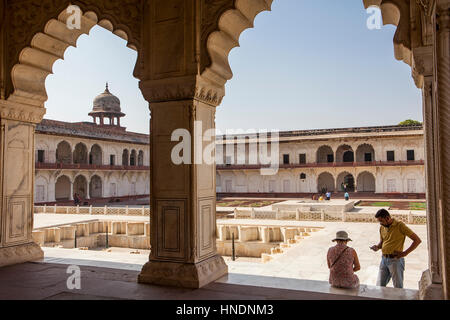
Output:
[202, 0, 411, 89]
[9, 6, 138, 108]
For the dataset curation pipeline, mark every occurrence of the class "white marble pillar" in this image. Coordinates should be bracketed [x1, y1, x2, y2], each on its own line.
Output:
[435, 2, 450, 299]
[0, 102, 44, 267]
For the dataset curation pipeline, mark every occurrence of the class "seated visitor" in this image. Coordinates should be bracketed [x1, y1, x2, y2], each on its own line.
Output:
[326, 191, 331, 200]
[345, 192, 350, 201]
[327, 231, 360, 289]
[319, 195, 324, 201]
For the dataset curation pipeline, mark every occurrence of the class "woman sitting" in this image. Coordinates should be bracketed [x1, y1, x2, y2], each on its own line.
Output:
[327, 231, 360, 289]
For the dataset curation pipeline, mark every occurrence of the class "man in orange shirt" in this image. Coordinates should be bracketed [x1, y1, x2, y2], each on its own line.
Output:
[370, 209, 422, 288]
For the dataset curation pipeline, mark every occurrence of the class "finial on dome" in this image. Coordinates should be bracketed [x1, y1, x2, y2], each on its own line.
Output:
[105, 82, 110, 93]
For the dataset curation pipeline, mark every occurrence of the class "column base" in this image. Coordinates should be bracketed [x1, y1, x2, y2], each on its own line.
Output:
[138, 254, 228, 289]
[419, 269, 444, 300]
[0, 242, 44, 268]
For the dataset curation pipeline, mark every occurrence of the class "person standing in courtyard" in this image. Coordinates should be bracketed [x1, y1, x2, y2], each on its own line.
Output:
[344, 192, 350, 201]
[370, 209, 422, 288]
[327, 231, 360, 289]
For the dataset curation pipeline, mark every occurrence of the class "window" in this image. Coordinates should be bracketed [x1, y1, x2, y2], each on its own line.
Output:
[110, 155, 115, 166]
[283, 154, 290, 165]
[300, 173, 307, 180]
[225, 156, 232, 166]
[299, 154, 306, 164]
[37, 150, 45, 163]
[327, 154, 334, 163]
[364, 153, 372, 162]
[387, 151, 395, 162]
[407, 150, 415, 161]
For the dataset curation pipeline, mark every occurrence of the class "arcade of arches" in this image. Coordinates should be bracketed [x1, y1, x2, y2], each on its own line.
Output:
[0, 0, 449, 299]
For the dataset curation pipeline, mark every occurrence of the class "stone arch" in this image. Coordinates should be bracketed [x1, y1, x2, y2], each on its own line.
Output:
[89, 175, 103, 198]
[122, 149, 129, 166]
[73, 142, 88, 164]
[55, 175, 71, 200]
[202, 0, 409, 96]
[35, 175, 49, 203]
[356, 144, 375, 162]
[7, 3, 141, 106]
[317, 172, 335, 193]
[73, 174, 88, 199]
[336, 145, 354, 163]
[357, 171, 376, 192]
[90, 144, 103, 165]
[56, 140, 72, 164]
[138, 150, 144, 166]
[337, 171, 356, 192]
[317, 145, 334, 164]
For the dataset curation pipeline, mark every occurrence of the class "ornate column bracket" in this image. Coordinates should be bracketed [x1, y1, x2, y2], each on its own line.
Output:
[139, 75, 225, 107]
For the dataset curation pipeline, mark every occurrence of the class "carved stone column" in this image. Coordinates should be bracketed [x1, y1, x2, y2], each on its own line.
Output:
[414, 45, 444, 299]
[435, 1, 450, 299]
[0, 100, 45, 267]
[138, 76, 227, 288]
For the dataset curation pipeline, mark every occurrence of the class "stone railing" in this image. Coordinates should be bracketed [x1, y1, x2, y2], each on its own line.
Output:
[233, 208, 427, 225]
[34, 205, 150, 216]
[33, 220, 150, 250]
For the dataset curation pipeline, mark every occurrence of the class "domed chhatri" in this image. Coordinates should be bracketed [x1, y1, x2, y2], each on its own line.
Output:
[89, 83, 126, 127]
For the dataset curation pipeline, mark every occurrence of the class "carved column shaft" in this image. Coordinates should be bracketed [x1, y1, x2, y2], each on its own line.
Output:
[435, 1, 450, 299]
[422, 74, 443, 284]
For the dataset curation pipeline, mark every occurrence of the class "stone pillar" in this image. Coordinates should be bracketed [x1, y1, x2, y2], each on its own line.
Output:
[414, 45, 444, 299]
[0, 101, 44, 267]
[86, 180, 90, 200]
[69, 182, 74, 201]
[138, 77, 227, 289]
[435, 2, 450, 299]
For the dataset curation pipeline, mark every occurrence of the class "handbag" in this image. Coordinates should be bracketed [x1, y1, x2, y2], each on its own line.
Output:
[331, 247, 349, 268]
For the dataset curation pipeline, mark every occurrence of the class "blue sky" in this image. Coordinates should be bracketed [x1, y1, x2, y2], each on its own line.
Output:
[45, 0, 422, 134]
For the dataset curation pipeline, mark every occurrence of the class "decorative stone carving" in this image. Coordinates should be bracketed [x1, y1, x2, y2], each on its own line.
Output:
[140, 75, 225, 107]
[3, 0, 142, 100]
[0, 100, 46, 124]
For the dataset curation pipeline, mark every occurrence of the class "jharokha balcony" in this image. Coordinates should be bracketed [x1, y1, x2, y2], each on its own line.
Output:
[217, 160, 425, 171]
[35, 162, 150, 171]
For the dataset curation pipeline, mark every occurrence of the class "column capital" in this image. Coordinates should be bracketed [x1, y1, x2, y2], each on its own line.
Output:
[0, 100, 46, 124]
[139, 75, 225, 107]
[412, 46, 434, 88]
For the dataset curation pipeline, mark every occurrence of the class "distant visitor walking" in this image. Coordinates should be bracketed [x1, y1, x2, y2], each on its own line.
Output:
[327, 231, 360, 289]
[370, 209, 422, 288]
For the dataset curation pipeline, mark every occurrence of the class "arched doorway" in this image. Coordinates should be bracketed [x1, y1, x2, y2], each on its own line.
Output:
[90, 144, 102, 165]
[122, 149, 129, 166]
[56, 141, 72, 164]
[317, 172, 335, 193]
[130, 150, 137, 166]
[138, 151, 144, 166]
[73, 175, 88, 199]
[73, 143, 88, 164]
[357, 171, 376, 192]
[337, 172, 355, 192]
[336, 145, 354, 163]
[55, 175, 71, 200]
[356, 144, 375, 162]
[89, 175, 103, 198]
[317, 146, 334, 163]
